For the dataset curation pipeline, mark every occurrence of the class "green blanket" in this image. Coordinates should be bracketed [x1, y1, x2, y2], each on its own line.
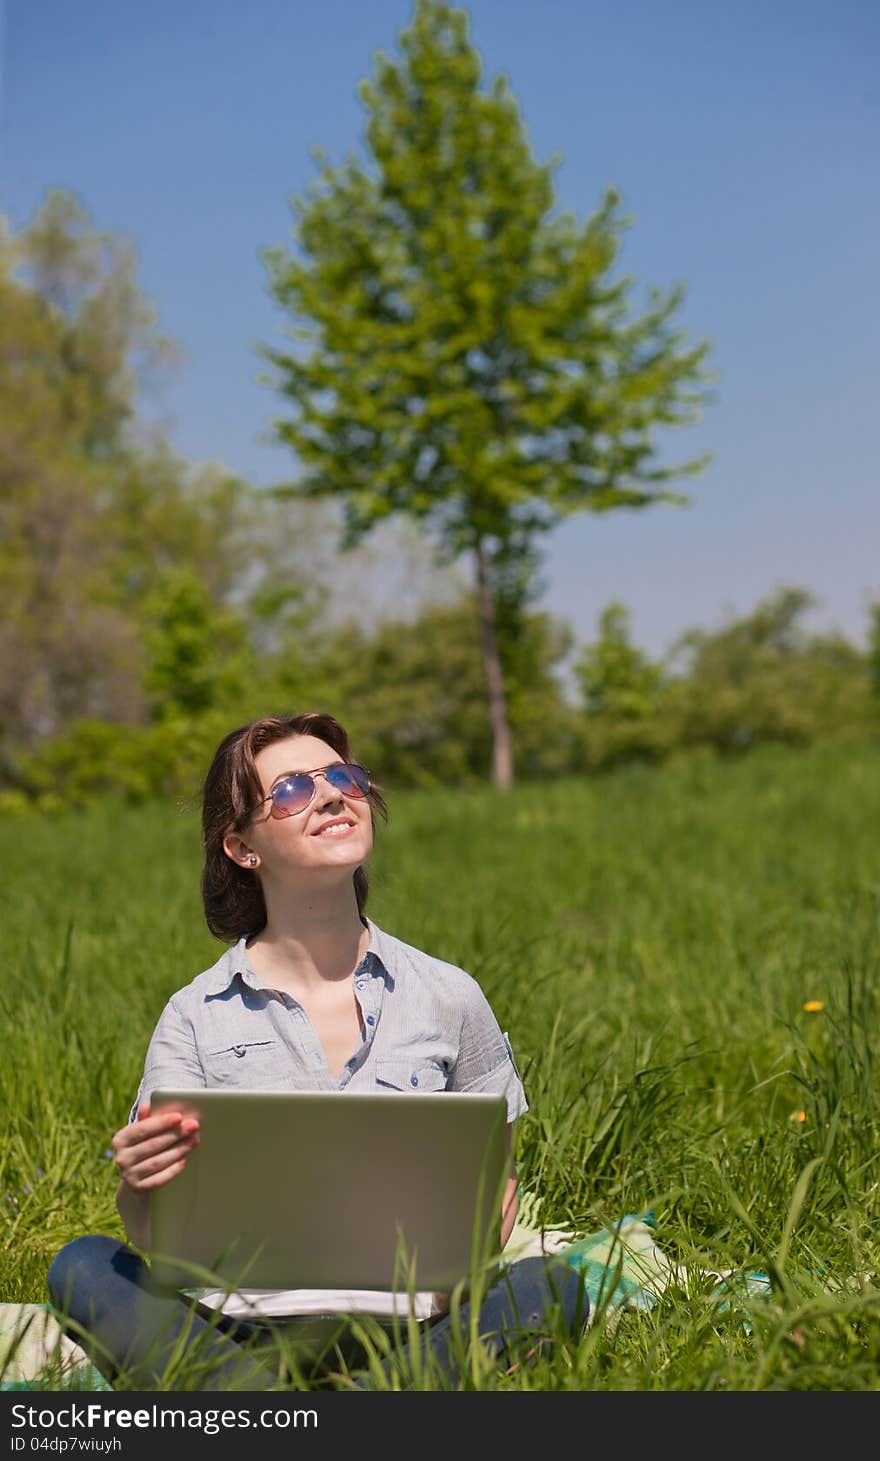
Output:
[505, 1200, 772, 1322]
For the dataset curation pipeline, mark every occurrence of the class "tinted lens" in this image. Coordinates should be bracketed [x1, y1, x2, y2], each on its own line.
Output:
[266, 763, 370, 818]
[326, 763, 370, 798]
[269, 774, 315, 817]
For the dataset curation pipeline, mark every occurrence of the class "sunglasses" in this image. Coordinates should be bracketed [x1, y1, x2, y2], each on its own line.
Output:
[258, 762, 372, 819]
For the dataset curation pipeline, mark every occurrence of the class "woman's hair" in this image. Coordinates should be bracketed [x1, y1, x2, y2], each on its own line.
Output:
[200, 711, 387, 942]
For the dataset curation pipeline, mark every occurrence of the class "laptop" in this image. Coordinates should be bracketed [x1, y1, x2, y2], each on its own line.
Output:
[148, 1089, 508, 1294]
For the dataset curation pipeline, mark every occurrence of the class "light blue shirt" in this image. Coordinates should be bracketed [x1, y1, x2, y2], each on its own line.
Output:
[131, 918, 528, 1126]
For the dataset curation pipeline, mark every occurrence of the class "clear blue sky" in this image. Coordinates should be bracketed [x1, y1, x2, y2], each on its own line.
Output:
[2, 0, 878, 657]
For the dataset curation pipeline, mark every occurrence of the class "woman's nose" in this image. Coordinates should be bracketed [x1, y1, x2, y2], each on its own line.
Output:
[313, 770, 343, 807]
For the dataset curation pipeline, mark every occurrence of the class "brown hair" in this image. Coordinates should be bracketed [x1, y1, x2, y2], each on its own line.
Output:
[200, 712, 387, 942]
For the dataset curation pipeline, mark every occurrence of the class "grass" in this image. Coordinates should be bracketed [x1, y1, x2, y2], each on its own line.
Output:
[1, 736, 879, 1390]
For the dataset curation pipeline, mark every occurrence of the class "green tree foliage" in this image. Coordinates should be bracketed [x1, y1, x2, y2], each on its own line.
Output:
[3, 185, 869, 812]
[5, 189, 176, 454]
[282, 595, 577, 789]
[577, 601, 663, 719]
[0, 191, 168, 770]
[667, 586, 872, 752]
[141, 567, 249, 720]
[575, 586, 875, 773]
[0, 192, 323, 799]
[575, 601, 669, 768]
[261, 0, 712, 790]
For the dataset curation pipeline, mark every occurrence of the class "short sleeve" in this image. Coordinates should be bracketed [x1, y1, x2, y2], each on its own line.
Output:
[447, 984, 528, 1123]
[128, 995, 206, 1123]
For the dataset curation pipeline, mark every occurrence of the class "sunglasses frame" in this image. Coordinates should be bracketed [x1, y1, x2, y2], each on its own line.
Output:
[258, 761, 372, 820]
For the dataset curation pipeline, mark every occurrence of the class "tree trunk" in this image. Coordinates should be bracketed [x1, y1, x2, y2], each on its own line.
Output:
[474, 542, 514, 791]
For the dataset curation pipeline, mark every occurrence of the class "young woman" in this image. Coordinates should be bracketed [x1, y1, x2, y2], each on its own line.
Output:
[48, 712, 587, 1389]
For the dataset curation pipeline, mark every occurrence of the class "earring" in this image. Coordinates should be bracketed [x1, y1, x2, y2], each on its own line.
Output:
[248, 856, 258, 867]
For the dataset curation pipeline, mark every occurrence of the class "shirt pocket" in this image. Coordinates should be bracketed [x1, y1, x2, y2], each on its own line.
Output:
[202, 1039, 283, 1087]
[374, 1056, 448, 1093]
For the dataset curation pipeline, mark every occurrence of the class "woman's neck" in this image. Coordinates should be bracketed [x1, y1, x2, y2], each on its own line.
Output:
[247, 886, 369, 991]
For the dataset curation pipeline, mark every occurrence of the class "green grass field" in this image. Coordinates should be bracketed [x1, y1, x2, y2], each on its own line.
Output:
[2, 737, 879, 1390]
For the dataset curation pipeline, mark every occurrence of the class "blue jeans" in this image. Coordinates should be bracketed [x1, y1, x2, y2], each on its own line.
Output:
[47, 1235, 589, 1391]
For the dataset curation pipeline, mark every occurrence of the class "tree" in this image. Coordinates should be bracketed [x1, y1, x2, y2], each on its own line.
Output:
[666, 586, 871, 752]
[141, 567, 249, 721]
[570, 588, 873, 773]
[0, 191, 171, 770]
[577, 602, 663, 720]
[261, 0, 712, 788]
[575, 601, 669, 768]
[293, 594, 577, 787]
[0, 192, 322, 792]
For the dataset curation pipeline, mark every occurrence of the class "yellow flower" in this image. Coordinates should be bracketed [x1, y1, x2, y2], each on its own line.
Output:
[789, 1110, 807, 1123]
[802, 1000, 824, 1013]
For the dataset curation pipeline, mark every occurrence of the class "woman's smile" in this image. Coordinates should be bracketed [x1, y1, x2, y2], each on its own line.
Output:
[311, 817, 357, 838]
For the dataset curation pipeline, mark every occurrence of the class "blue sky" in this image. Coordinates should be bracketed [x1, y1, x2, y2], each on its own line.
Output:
[2, 0, 878, 658]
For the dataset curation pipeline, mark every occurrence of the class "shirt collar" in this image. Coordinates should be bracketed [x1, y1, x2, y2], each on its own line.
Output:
[202, 918, 391, 996]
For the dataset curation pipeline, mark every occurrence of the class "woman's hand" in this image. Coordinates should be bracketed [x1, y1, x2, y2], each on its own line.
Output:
[112, 1102, 200, 1194]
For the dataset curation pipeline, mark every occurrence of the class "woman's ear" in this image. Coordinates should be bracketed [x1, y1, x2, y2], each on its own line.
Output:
[223, 832, 257, 869]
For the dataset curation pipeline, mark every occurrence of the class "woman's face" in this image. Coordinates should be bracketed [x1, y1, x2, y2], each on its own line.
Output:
[223, 733, 374, 882]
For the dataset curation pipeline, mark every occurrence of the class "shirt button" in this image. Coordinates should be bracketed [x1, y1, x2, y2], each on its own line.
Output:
[366, 1015, 374, 1026]
[410, 1074, 418, 1087]
[356, 980, 366, 989]
[232, 1045, 245, 1057]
